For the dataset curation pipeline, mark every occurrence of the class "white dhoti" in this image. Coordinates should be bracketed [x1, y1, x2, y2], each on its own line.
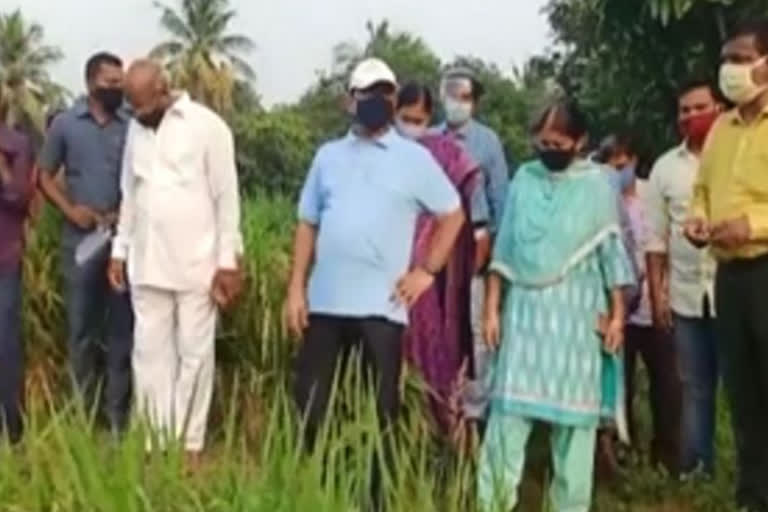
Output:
[131, 285, 217, 452]
[464, 276, 492, 420]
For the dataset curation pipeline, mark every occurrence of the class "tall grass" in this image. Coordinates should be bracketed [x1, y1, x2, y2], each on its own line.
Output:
[7, 195, 741, 511]
[0, 367, 478, 512]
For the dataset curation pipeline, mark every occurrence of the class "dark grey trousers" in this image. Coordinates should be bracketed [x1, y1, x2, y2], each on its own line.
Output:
[62, 247, 133, 430]
[0, 264, 23, 443]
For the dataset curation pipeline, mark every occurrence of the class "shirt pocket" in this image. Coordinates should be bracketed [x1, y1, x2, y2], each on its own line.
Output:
[667, 180, 691, 222]
[130, 131, 155, 182]
[159, 131, 204, 185]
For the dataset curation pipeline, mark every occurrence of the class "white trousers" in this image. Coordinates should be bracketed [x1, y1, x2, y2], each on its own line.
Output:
[132, 286, 217, 452]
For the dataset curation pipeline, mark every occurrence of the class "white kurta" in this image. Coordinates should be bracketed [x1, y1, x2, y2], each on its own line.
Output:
[113, 92, 242, 451]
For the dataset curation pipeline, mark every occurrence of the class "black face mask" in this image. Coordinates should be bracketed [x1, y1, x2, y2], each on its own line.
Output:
[93, 87, 124, 113]
[355, 95, 393, 132]
[537, 148, 575, 172]
[137, 108, 165, 129]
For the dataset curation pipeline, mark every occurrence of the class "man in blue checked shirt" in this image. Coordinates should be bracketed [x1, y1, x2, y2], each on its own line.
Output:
[438, 67, 512, 427]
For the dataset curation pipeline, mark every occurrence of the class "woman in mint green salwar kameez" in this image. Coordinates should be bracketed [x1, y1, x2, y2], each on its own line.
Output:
[478, 102, 636, 512]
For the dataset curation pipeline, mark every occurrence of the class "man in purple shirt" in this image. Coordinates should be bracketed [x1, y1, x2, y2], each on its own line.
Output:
[0, 115, 33, 443]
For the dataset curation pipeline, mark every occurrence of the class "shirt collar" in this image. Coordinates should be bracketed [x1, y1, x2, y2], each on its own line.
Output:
[728, 102, 768, 126]
[73, 96, 129, 122]
[166, 91, 192, 118]
[440, 119, 474, 139]
[676, 142, 694, 158]
[74, 97, 90, 117]
[346, 126, 398, 149]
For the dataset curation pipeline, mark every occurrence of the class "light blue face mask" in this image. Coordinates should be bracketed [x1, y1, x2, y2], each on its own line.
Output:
[618, 164, 636, 192]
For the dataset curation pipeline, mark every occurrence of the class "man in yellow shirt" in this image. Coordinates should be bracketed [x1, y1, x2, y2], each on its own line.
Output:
[687, 20, 768, 512]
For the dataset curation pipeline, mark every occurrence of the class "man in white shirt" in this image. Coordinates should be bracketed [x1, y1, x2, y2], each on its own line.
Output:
[108, 60, 243, 465]
[645, 80, 722, 478]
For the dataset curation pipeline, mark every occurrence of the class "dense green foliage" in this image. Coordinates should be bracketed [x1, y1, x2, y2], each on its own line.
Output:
[545, 0, 768, 158]
[232, 112, 314, 197]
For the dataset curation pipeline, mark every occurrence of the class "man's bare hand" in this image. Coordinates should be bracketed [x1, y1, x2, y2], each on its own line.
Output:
[108, 258, 126, 292]
[650, 291, 673, 332]
[101, 211, 120, 228]
[711, 215, 751, 250]
[284, 284, 309, 337]
[67, 204, 101, 231]
[394, 267, 435, 308]
[212, 267, 244, 310]
[683, 217, 710, 248]
[474, 230, 491, 274]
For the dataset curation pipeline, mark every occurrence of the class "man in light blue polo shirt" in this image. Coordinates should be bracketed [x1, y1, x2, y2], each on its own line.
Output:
[285, 58, 464, 460]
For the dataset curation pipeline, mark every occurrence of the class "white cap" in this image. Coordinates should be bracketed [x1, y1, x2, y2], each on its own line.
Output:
[348, 58, 397, 92]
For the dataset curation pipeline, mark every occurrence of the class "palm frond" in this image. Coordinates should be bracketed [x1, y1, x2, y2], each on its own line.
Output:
[154, 1, 194, 42]
[218, 34, 255, 54]
[149, 41, 185, 59]
[227, 55, 256, 80]
[205, 10, 237, 40]
[151, 0, 253, 112]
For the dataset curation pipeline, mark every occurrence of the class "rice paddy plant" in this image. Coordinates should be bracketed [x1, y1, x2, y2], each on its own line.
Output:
[0, 358, 473, 512]
[21, 203, 67, 403]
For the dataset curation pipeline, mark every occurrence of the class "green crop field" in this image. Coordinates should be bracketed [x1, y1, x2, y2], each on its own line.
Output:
[0, 198, 740, 512]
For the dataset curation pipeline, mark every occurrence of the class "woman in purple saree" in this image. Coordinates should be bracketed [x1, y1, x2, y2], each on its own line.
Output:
[395, 83, 479, 440]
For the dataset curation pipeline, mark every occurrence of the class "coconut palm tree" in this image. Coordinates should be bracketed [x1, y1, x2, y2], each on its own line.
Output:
[150, 0, 256, 113]
[0, 9, 67, 132]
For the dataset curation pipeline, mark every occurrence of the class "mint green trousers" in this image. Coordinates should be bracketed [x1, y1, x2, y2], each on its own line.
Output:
[477, 413, 597, 512]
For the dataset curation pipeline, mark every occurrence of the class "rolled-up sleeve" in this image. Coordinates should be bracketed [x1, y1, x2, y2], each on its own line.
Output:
[206, 118, 243, 270]
[644, 161, 669, 253]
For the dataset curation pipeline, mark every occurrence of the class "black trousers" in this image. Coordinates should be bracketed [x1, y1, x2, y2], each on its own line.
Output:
[294, 314, 404, 507]
[294, 314, 404, 439]
[715, 256, 768, 511]
[624, 324, 682, 474]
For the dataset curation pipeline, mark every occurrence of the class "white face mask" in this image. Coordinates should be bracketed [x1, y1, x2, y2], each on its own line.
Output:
[443, 97, 473, 126]
[395, 119, 428, 140]
[719, 57, 768, 105]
